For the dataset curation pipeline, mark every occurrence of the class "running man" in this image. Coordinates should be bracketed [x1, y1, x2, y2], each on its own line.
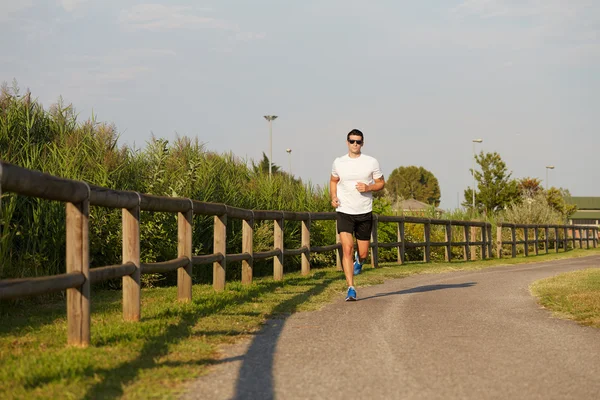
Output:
[330, 129, 385, 301]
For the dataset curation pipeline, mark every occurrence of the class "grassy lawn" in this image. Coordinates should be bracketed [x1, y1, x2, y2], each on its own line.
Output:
[531, 267, 600, 328]
[2, 247, 599, 399]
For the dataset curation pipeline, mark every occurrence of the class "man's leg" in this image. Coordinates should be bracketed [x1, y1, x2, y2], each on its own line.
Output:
[356, 239, 370, 264]
[353, 212, 373, 274]
[339, 232, 355, 288]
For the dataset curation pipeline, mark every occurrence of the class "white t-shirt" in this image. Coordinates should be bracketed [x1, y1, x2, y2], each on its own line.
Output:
[331, 153, 383, 215]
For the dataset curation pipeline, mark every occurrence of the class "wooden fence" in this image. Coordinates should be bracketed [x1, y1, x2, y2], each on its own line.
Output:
[497, 223, 598, 258]
[0, 161, 598, 347]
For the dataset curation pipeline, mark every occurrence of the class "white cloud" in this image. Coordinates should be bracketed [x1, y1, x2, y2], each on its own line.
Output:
[446, 0, 600, 64]
[235, 32, 267, 42]
[453, 0, 599, 37]
[453, 0, 574, 19]
[95, 66, 151, 83]
[119, 3, 266, 41]
[59, 0, 87, 13]
[64, 47, 176, 86]
[63, 65, 152, 97]
[51, 47, 177, 101]
[69, 48, 177, 64]
[0, 0, 34, 20]
[119, 4, 235, 31]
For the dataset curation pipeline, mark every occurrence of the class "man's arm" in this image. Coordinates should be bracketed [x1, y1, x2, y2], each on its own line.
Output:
[369, 177, 385, 192]
[356, 176, 385, 193]
[330, 174, 340, 207]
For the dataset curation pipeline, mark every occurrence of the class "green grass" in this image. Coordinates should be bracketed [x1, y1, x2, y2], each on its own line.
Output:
[531, 266, 600, 329]
[2, 247, 600, 400]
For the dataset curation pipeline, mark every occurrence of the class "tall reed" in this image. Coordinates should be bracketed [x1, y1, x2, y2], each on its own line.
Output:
[0, 84, 331, 283]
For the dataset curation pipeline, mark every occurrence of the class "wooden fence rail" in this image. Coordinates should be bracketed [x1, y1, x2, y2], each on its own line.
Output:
[496, 223, 598, 258]
[0, 161, 598, 346]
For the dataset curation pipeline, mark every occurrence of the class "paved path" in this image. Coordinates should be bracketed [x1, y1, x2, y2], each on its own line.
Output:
[182, 256, 600, 400]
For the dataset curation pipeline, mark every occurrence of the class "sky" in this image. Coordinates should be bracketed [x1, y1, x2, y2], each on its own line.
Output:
[1, 0, 599, 209]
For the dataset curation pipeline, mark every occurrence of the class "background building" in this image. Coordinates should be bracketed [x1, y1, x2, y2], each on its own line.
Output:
[567, 197, 600, 225]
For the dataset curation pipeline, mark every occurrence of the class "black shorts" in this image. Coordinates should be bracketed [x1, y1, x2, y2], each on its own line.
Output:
[336, 212, 373, 241]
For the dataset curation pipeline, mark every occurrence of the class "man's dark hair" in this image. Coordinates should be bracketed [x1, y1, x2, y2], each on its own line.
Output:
[347, 129, 364, 141]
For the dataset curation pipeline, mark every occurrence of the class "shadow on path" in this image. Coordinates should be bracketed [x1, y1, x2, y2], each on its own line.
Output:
[77, 275, 337, 399]
[359, 282, 477, 301]
[230, 276, 338, 400]
[231, 281, 476, 399]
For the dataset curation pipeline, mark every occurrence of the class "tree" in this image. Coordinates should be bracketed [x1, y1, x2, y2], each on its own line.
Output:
[251, 152, 281, 175]
[387, 166, 441, 206]
[517, 177, 543, 199]
[464, 151, 519, 213]
[546, 187, 577, 218]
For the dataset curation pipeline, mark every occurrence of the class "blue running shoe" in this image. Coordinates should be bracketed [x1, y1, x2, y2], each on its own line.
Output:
[345, 287, 357, 301]
[353, 251, 363, 275]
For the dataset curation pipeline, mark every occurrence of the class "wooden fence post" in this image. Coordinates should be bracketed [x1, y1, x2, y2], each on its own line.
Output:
[481, 224, 487, 259]
[274, 217, 284, 281]
[66, 199, 90, 347]
[470, 226, 477, 260]
[496, 225, 503, 259]
[463, 225, 470, 261]
[178, 209, 193, 302]
[242, 216, 254, 284]
[423, 220, 431, 263]
[554, 226, 559, 253]
[545, 226, 550, 254]
[579, 228, 583, 249]
[511, 226, 517, 258]
[444, 222, 452, 262]
[586, 228, 590, 249]
[301, 217, 310, 275]
[122, 203, 140, 322]
[534, 227, 539, 256]
[213, 214, 227, 291]
[488, 224, 493, 258]
[571, 227, 576, 249]
[524, 227, 529, 257]
[371, 214, 379, 268]
[398, 220, 405, 264]
[564, 226, 569, 251]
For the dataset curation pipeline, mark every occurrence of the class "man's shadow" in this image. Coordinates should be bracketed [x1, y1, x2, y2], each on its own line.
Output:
[359, 282, 477, 301]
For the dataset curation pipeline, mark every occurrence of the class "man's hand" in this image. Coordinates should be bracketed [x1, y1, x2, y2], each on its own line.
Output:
[355, 182, 369, 193]
[331, 197, 340, 208]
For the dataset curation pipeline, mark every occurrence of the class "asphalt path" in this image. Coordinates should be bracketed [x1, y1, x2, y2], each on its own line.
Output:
[182, 256, 600, 400]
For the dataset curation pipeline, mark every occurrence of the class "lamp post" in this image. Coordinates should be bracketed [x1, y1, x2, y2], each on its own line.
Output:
[263, 115, 278, 179]
[545, 165, 555, 191]
[286, 148, 292, 177]
[472, 139, 483, 210]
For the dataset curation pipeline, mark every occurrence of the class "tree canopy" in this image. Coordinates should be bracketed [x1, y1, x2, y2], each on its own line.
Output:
[464, 151, 519, 213]
[387, 166, 441, 206]
[546, 187, 577, 218]
[517, 177, 543, 199]
[251, 152, 281, 175]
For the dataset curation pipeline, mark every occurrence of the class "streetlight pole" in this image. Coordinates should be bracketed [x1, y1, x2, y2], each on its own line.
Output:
[545, 165, 555, 191]
[472, 139, 483, 210]
[286, 148, 292, 177]
[263, 115, 278, 179]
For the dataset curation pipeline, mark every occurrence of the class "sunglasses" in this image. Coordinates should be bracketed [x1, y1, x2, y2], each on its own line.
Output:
[348, 139, 363, 145]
